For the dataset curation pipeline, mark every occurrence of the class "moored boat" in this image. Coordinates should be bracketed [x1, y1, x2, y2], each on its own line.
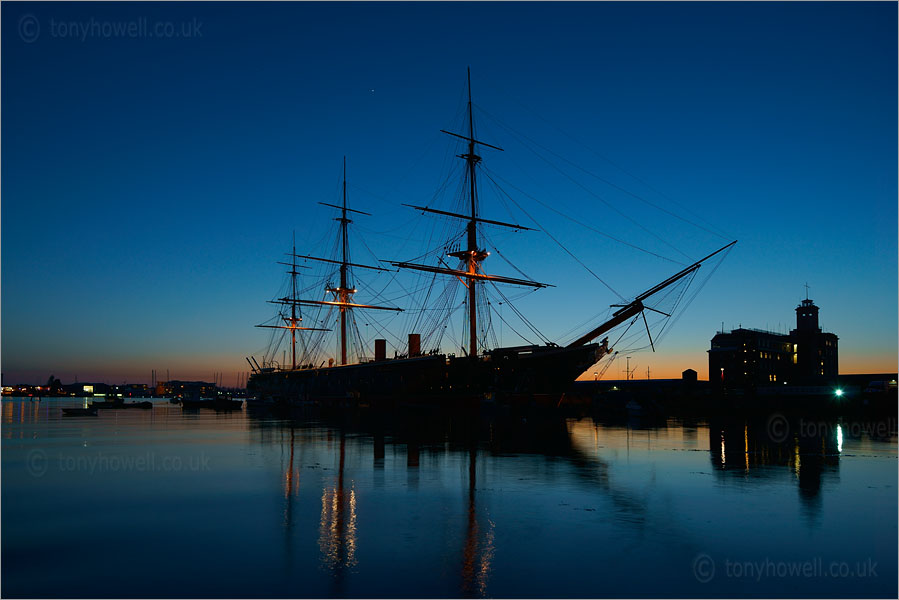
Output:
[180, 397, 243, 410]
[62, 407, 98, 416]
[120, 401, 153, 409]
[89, 399, 152, 409]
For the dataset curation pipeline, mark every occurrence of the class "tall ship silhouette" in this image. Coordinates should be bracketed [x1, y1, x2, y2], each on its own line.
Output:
[247, 70, 735, 407]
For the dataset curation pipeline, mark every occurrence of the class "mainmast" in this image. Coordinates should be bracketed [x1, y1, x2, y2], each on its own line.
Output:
[339, 158, 350, 365]
[391, 68, 550, 357]
[272, 159, 402, 367]
[464, 69, 479, 358]
[389, 72, 736, 362]
[290, 233, 298, 369]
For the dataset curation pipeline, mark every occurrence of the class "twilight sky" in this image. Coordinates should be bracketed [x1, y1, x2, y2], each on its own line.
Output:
[2, 1, 896, 385]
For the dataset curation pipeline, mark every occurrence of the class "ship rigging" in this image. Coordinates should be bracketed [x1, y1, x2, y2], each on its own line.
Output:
[248, 69, 736, 404]
[257, 159, 402, 371]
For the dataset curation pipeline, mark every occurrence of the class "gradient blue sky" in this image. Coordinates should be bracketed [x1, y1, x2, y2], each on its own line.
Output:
[2, 2, 896, 385]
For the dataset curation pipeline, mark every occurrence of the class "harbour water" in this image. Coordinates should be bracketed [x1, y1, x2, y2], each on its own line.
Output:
[2, 397, 896, 598]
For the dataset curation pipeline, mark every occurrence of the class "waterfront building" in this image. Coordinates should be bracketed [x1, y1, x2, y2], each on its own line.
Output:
[709, 297, 838, 390]
[709, 327, 794, 389]
[157, 380, 217, 398]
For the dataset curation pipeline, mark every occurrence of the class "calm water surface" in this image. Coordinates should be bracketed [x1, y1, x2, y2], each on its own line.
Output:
[2, 398, 896, 598]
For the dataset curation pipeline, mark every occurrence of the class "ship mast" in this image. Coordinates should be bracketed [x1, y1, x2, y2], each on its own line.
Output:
[255, 234, 331, 369]
[290, 233, 298, 369]
[464, 69, 479, 358]
[389, 72, 736, 360]
[272, 158, 403, 366]
[339, 158, 350, 365]
[390, 68, 550, 357]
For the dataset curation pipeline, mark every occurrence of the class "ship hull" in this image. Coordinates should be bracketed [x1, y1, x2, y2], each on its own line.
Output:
[247, 343, 602, 408]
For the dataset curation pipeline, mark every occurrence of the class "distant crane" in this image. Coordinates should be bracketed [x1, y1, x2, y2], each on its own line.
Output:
[625, 356, 637, 381]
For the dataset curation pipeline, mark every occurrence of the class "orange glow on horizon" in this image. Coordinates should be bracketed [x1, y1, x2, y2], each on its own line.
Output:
[577, 351, 897, 381]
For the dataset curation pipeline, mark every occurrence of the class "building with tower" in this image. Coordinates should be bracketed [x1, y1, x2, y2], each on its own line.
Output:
[791, 298, 839, 378]
[708, 296, 838, 391]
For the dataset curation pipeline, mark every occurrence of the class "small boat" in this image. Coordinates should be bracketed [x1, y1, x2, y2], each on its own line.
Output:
[89, 400, 121, 409]
[180, 397, 243, 410]
[89, 394, 123, 409]
[89, 398, 152, 409]
[625, 399, 646, 417]
[119, 401, 153, 409]
[62, 407, 98, 416]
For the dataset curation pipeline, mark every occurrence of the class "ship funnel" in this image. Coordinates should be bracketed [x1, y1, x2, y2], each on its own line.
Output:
[408, 333, 421, 357]
[374, 339, 387, 361]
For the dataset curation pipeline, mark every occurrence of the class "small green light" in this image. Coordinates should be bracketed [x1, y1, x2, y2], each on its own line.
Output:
[835, 388, 844, 397]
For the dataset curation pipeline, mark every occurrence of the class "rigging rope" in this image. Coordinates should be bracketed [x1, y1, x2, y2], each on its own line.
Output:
[506, 97, 734, 241]
[488, 281, 551, 344]
[482, 167, 684, 266]
[480, 168, 626, 301]
[480, 109, 695, 260]
[656, 246, 732, 344]
[478, 106, 694, 262]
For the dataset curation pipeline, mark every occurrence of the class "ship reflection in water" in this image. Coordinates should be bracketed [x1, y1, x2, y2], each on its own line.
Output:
[461, 447, 495, 599]
[1, 398, 895, 598]
[317, 432, 358, 598]
[273, 413, 499, 598]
